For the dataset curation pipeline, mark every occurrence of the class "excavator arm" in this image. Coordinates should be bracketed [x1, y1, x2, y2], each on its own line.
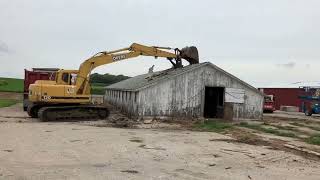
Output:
[27, 43, 198, 120]
[76, 43, 199, 94]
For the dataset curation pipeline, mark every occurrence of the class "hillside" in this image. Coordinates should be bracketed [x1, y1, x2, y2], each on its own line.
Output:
[0, 73, 130, 95]
[0, 77, 24, 93]
[90, 73, 131, 95]
[90, 73, 130, 86]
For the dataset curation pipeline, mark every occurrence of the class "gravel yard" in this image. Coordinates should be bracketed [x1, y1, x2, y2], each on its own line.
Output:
[0, 104, 320, 180]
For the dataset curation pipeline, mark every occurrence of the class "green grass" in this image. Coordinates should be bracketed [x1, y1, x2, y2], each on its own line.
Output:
[272, 125, 297, 131]
[0, 77, 23, 93]
[289, 122, 320, 132]
[239, 122, 296, 138]
[194, 120, 233, 133]
[91, 82, 109, 87]
[0, 77, 107, 95]
[91, 86, 106, 95]
[0, 99, 17, 108]
[305, 134, 320, 145]
[0, 80, 8, 86]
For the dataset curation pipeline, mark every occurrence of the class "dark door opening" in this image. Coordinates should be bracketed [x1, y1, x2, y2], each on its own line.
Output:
[204, 87, 225, 118]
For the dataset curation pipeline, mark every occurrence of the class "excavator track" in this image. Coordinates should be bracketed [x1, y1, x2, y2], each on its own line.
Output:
[38, 105, 109, 121]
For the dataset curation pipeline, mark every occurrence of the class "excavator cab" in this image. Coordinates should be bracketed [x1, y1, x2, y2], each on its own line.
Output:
[56, 70, 79, 86]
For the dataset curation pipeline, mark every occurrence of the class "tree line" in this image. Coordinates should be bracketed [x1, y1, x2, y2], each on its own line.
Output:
[90, 73, 130, 87]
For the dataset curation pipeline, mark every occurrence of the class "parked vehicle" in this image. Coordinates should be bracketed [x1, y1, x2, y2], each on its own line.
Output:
[303, 102, 320, 116]
[23, 68, 58, 111]
[299, 86, 320, 116]
[263, 95, 275, 113]
[300, 96, 320, 116]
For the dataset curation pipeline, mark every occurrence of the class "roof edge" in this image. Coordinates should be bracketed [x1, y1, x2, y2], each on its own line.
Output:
[106, 62, 263, 96]
[205, 62, 264, 96]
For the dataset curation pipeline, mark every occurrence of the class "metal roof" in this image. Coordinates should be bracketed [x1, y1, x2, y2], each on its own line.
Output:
[106, 63, 207, 91]
[258, 82, 320, 89]
[106, 62, 261, 94]
[32, 68, 59, 72]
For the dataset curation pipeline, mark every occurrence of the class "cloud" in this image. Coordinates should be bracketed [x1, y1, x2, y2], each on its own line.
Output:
[276, 62, 295, 69]
[0, 41, 9, 53]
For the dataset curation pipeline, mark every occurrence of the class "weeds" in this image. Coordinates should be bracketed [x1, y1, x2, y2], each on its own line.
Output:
[0, 80, 8, 86]
[239, 122, 296, 138]
[290, 122, 320, 132]
[273, 125, 297, 131]
[194, 120, 233, 133]
[0, 99, 17, 108]
[289, 122, 304, 127]
[305, 134, 320, 145]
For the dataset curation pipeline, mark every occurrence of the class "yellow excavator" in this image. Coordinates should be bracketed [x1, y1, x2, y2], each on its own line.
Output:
[27, 43, 199, 121]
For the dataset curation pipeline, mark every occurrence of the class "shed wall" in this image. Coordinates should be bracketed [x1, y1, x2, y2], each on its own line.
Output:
[136, 66, 263, 119]
[105, 90, 139, 117]
[105, 64, 263, 120]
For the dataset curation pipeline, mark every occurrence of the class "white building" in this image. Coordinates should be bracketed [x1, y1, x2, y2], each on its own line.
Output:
[105, 62, 264, 120]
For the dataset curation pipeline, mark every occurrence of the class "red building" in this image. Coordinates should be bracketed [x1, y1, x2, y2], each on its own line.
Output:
[259, 88, 310, 112]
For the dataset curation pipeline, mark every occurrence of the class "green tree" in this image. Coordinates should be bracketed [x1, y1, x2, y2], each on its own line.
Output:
[90, 73, 130, 86]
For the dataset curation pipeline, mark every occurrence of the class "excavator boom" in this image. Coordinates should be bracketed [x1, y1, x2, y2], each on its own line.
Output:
[76, 43, 199, 94]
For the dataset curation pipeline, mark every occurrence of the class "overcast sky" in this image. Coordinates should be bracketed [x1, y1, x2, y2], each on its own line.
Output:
[0, 0, 319, 87]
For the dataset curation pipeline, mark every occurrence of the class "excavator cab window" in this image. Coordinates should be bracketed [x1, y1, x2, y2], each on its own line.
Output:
[62, 73, 69, 84]
[70, 73, 77, 85]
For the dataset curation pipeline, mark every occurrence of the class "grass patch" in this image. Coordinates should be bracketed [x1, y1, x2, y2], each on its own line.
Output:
[0, 99, 17, 108]
[194, 120, 233, 133]
[0, 80, 8, 86]
[91, 86, 106, 95]
[0, 77, 23, 93]
[289, 122, 320, 132]
[239, 122, 296, 138]
[289, 122, 304, 127]
[309, 126, 320, 131]
[272, 125, 297, 131]
[91, 82, 108, 87]
[305, 134, 320, 145]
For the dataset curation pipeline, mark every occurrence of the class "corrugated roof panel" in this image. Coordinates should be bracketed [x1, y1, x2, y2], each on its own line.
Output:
[106, 63, 207, 91]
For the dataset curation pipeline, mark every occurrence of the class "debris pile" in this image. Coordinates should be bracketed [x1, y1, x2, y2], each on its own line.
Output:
[105, 109, 139, 128]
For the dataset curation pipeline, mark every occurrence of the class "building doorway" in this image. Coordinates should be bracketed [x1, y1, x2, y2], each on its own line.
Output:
[204, 87, 225, 118]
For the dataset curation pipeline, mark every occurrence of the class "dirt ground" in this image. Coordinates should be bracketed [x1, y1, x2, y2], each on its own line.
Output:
[0, 92, 23, 101]
[265, 110, 320, 121]
[0, 104, 320, 180]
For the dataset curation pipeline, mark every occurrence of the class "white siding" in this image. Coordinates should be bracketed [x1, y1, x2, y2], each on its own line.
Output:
[105, 64, 263, 120]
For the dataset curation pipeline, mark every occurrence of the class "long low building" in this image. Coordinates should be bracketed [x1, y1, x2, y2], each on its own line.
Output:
[259, 87, 316, 112]
[104, 62, 264, 120]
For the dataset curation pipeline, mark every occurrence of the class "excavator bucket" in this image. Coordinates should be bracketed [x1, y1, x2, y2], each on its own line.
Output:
[180, 46, 199, 65]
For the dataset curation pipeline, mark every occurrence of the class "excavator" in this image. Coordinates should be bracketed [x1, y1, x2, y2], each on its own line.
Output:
[27, 43, 199, 121]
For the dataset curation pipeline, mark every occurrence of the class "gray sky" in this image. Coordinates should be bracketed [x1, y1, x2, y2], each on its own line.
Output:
[0, 0, 319, 87]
